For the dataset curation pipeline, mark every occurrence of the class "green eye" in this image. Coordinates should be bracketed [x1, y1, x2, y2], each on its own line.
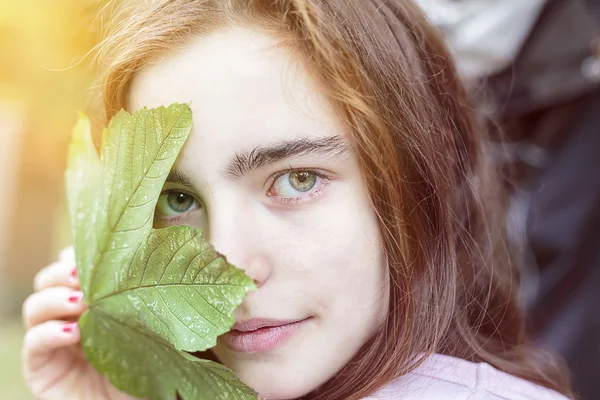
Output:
[269, 169, 329, 205]
[156, 191, 197, 217]
[271, 170, 319, 198]
[287, 171, 317, 192]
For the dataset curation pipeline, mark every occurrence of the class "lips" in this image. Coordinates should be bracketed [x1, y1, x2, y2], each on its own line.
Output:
[221, 318, 309, 353]
[231, 318, 305, 332]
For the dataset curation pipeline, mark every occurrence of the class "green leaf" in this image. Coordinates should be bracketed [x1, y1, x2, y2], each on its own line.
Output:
[65, 103, 257, 400]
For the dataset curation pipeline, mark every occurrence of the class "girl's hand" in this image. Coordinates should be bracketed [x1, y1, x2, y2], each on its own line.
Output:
[22, 246, 140, 400]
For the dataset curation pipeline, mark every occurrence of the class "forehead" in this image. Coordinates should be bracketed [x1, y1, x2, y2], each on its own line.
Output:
[127, 27, 343, 162]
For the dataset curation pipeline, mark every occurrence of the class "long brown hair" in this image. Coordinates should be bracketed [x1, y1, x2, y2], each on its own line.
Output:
[94, 1, 574, 398]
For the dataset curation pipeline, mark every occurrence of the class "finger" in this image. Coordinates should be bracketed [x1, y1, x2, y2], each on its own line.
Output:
[23, 320, 80, 372]
[33, 261, 79, 292]
[58, 246, 75, 263]
[23, 287, 87, 329]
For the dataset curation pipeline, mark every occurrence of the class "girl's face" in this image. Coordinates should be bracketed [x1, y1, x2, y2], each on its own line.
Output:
[129, 27, 389, 399]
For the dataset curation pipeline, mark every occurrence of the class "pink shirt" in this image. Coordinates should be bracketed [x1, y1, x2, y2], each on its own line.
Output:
[365, 353, 570, 400]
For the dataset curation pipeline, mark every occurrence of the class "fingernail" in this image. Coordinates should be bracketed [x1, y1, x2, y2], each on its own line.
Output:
[70, 267, 78, 278]
[63, 322, 78, 333]
[68, 291, 83, 303]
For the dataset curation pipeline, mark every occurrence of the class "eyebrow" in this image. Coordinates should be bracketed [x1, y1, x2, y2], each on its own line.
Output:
[164, 135, 351, 189]
[225, 135, 350, 179]
[165, 170, 197, 191]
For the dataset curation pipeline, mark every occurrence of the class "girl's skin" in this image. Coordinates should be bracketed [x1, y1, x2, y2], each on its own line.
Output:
[22, 27, 390, 400]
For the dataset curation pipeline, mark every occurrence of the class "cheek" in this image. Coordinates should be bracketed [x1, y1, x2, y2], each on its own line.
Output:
[277, 187, 389, 324]
[319, 215, 389, 324]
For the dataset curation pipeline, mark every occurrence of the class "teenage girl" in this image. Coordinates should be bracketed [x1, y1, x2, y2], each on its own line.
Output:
[22, 1, 574, 399]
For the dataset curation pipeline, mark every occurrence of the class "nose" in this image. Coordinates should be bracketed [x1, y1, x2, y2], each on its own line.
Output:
[207, 200, 272, 289]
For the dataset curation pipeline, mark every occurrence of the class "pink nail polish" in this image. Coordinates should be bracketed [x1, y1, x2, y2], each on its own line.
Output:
[68, 291, 83, 303]
[63, 322, 77, 333]
[70, 267, 78, 278]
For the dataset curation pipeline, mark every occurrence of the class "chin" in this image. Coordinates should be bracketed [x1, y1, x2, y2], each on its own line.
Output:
[211, 337, 326, 399]
[255, 388, 310, 400]
[246, 377, 315, 400]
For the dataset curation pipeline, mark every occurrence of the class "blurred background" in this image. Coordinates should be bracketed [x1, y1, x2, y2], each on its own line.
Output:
[0, 0, 598, 398]
[0, 0, 103, 397]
